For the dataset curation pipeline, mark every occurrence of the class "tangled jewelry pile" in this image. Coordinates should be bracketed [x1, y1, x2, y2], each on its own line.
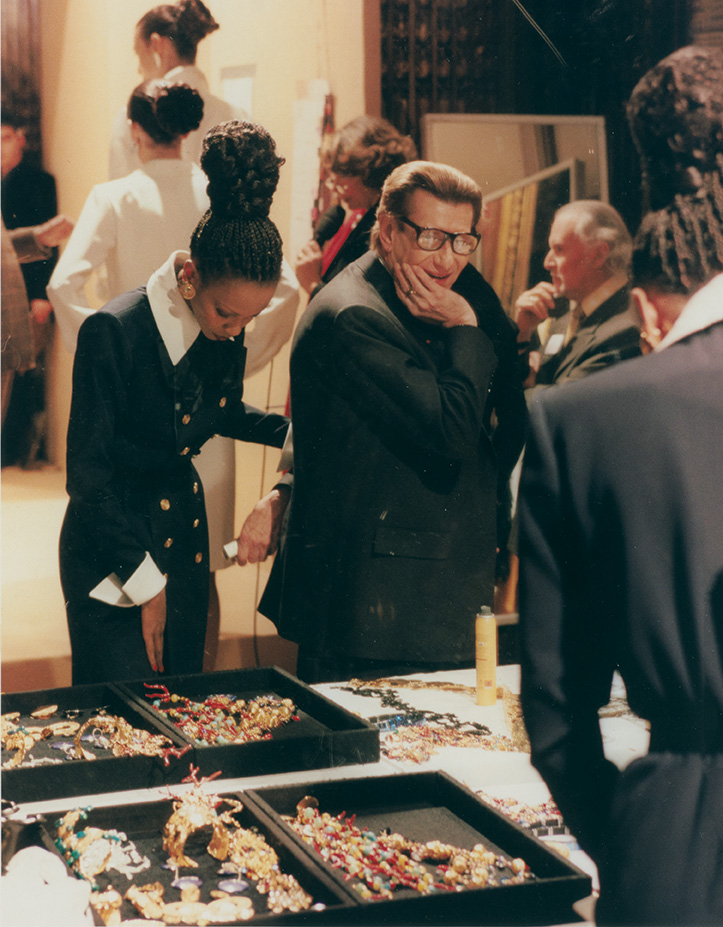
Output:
[54, 808, 151, 889]
[337, 680, 521, 762]
[53, 768, 314, 925]
[1, 705, 183, 769]
[477, 792, 567, 832]
[144, 685, 299, 747]
[283, 795, 533, 901]
[381, 724, 516, 763]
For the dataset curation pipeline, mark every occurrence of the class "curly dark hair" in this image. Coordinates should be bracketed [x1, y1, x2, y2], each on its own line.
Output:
[127, 80, 203, 145]
[323, 115, 417, 191]
[628, 46, 723, 294]
[632, 157, 723, 295]
[190, 121, 285, 284]
[136, 0, 219, 63]
[628, 45, 723, 211]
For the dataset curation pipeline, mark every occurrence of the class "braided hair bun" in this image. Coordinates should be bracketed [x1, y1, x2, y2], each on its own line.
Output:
[191, 121, 285, 283]
[201, 121, 284, 219]
[128, 80, 203, 145]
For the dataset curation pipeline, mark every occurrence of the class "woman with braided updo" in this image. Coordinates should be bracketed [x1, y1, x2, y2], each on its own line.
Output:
[49, 79, 207, 350]
[59, 122, 289, 684]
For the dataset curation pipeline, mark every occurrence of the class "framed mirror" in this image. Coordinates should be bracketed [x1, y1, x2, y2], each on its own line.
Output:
[421, 113, 609, 201]
[480, 159, 582, 316]
[422, 113, 608, 316]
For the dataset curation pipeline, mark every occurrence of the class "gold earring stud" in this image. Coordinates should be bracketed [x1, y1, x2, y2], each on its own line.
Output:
[178, 276, 196, 300]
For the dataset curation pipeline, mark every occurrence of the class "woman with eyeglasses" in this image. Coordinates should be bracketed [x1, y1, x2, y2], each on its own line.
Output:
[294, 116, 416, 299]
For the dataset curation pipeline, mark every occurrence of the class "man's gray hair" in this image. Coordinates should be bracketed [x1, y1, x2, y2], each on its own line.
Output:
[555, 200, 633, 275]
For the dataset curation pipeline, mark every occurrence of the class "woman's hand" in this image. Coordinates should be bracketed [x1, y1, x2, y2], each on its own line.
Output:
[295, 240, 323, 294]
[141, 587, 166, 673]
[393, 262, 478, 328]
[235, 487, 291, 565]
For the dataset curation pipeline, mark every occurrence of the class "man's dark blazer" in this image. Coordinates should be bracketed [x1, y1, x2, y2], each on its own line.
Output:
[262, 251, 526, 664]
[518, 319, 723, 925]
[534, 284, 641, 387]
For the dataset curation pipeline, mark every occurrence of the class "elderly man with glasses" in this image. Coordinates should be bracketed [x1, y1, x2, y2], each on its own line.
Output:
[250, 160, 526, 683]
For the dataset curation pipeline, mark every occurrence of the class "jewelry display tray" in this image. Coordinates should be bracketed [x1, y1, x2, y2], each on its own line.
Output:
[40, 793, 357, 925]
[2, 668, 379, 804]
[118, 667, 379, 780]
[1, 682, 191, 804]
[243, 771, 592, 926]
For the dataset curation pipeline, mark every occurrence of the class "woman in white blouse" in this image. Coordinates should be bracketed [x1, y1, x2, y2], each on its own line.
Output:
[49, 79, 207, 351]
[108, 0, 247, 179]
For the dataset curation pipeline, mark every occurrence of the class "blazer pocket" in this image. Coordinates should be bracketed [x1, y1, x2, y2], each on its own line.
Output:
[373, 525, 452, 560]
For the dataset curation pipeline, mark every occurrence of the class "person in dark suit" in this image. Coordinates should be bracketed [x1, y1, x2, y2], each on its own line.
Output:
[515, 200, 641, 391]
[256, 160, 526, 684]
[1, 111, 61, 466]
[294, 116, 416, 299]
[518, 45, 723, 926]
[60, 122, 288, 684]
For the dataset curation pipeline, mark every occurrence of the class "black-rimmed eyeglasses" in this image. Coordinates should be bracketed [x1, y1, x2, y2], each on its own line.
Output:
[398, 216, 480, 255]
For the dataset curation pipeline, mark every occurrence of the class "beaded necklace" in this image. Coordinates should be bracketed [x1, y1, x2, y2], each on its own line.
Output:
[283, 796, 533, 901]
[144, 685, 299, 746]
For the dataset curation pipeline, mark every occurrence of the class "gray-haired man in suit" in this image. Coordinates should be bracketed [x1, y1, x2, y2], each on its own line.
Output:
[515, 200, 641, 391]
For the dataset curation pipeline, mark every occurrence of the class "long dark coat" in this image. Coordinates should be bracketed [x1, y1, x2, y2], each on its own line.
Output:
[263, 252, 525, 664]
[519, 318, 723, 925]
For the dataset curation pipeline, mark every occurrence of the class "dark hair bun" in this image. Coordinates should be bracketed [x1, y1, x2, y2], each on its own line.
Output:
[127, 79, 203, 145]
[175, 0, 219, 44]
[155, 83, 204, 137]
[200, 121, 285, 219]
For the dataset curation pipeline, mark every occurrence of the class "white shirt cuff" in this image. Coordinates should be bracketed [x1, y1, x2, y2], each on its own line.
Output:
[89, 551, 166, 607]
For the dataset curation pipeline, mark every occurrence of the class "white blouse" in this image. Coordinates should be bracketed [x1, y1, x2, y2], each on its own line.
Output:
[108, 65, 249, 180]
[48, 159, 209, 351]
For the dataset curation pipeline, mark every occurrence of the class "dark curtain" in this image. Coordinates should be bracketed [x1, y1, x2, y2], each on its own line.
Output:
[381, 0, 690, 232]
[1, 0, 43, 168]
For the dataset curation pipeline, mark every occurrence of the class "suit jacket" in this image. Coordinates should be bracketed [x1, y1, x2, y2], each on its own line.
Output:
[263, 252, 526, 663]
[533, 284, 641, 387]
[518, 313, 723, 925]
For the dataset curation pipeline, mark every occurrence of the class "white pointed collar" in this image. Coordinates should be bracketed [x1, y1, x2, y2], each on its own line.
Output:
[657, 272, 723, 350]
[146, 251, 201, 366]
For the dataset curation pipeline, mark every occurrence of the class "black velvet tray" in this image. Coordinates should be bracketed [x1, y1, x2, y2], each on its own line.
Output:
[244, 771, 592, 926]
[1, 683, 190, 804]
[118, 666, 380, 780]
[42, 793, 355, 924]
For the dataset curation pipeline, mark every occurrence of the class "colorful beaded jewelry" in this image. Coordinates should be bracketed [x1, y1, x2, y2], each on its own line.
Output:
[144, 684, 299, 746]
[283, 796, 534, 901]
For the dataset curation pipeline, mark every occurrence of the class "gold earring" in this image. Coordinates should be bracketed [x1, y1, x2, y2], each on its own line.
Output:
[178, 275, 196, 300]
